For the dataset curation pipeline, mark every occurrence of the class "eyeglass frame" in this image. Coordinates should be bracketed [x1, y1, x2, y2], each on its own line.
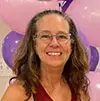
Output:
[33, 31, 72, 44]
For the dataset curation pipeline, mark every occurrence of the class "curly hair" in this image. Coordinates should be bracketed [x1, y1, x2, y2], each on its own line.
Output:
[10, 10, 90, 101]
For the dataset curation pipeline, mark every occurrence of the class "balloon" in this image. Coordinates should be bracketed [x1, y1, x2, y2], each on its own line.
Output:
[58, 0, 73, 12]
[78, 30, 91, 62]
[0, 0, 59, 34]
[95, 47, 100, 71]
[2, 31, 23, 68]
[87, 72, 100, 101]
[96, 69, 100, 72]
[66, 0, 100, 46]
[90, 46, 99, 71]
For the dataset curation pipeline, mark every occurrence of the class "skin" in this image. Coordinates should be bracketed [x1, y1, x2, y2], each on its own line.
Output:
[1, 80, 33, 101]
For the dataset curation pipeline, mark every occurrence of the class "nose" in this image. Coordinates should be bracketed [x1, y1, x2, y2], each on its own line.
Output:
[49, 36, 60, 47]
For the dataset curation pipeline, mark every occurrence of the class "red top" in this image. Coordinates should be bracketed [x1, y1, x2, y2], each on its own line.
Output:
[34, 83, 77, 101]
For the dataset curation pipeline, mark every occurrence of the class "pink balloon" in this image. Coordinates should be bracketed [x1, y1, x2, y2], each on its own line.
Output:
[87, 72, 100, 101]
[0, 0, 59, 34]
[66, 0, 100, 46]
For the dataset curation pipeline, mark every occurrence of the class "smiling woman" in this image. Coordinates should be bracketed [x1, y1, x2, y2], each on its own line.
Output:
[1, 10, 90, 101]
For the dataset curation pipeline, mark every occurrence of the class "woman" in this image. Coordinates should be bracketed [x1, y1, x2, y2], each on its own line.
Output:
[1, 10, 90, 101]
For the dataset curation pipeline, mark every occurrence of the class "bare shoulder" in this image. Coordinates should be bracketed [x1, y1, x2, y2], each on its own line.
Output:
[1, 80, 34, 101]
[80, 90, 90, 101]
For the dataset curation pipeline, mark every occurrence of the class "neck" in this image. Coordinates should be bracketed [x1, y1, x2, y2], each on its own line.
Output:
[40, 63, 65, 93]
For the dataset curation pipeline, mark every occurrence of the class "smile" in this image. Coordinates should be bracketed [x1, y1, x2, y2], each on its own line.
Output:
[46, 52, 62, 56]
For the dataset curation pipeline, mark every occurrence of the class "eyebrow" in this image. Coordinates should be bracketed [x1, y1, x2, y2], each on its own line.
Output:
[56, 31, 69, 35]
[38, 30, 51, 34]
[38, 30, 69, 35]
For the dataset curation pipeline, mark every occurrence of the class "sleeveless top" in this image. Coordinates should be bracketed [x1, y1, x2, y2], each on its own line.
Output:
[33, 83, 77, 101]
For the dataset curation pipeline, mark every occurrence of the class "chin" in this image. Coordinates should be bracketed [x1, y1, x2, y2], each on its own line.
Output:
[46, 60, 65, 67]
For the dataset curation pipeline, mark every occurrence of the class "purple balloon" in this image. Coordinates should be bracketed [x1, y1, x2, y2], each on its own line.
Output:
[87, 72, 100, 101]
[2, 31, 23, 68]
[90, 46, 99, 71]
[59, 0, 73, 12]
[78, 30, 91, 63]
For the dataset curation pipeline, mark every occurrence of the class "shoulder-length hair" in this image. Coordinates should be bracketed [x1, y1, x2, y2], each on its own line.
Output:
[11, 10, 90, 100]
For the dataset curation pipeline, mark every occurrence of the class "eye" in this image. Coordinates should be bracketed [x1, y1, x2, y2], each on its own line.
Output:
[57, 34, 68, 39]
[40, 34, 51, 39]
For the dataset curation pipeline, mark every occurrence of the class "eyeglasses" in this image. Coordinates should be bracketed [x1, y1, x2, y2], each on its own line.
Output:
[33, 32, 71, 44]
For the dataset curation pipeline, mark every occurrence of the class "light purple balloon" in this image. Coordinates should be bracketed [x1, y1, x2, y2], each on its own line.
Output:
[2, 31, 23, 68]
[87, 72, 100, 101]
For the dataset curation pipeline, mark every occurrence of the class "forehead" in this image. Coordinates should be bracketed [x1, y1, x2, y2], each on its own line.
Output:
[36, 14, 69, 33]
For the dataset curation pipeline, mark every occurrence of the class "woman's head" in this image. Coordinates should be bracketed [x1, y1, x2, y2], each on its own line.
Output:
[20, 10, 87, 67]
[34, 14, 72, 69]
[13, 10, 90, 100]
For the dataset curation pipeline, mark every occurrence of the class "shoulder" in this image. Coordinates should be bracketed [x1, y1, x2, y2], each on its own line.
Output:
[1, 80, 34, 101]
[80, 90, 90, 101]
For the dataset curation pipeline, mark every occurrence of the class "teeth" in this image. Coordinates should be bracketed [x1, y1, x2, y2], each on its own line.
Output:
[47, 52, 61, 56]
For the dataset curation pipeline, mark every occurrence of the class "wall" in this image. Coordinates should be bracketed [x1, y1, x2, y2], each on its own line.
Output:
[0, 18, 13, 99]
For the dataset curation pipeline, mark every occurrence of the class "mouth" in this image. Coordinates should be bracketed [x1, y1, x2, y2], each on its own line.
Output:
[46, 52, 62, 56]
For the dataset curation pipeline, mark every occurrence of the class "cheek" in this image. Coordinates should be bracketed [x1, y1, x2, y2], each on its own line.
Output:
[35, 41, 46, 55]
[64, 42, 72, 54]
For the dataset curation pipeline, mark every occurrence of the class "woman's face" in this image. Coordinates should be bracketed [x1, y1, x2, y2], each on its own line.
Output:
[35, 14, 72, 67]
